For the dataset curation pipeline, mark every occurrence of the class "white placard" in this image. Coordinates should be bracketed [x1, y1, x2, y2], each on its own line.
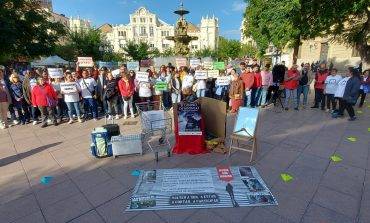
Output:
[190, 59, 201, 68]
[136, 71, 149, 82]
[203, 61, 214, 70]
[60, 83, 77, 93]
[77, 57, 94, 67]
[216, 76, 231, 86]
[176, 58, 187, 68]
[194, 70, 208, 80]
[207, 70, 220, 78]
[112, 69, 120, 78]
[47, 68, 63, 78]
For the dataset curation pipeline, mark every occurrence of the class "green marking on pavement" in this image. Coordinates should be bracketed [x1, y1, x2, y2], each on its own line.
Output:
[331, 154, 342, 162]
[347, 137, 357, 142]
[280, 173, 293, 182]
[368, 128, 370, 132]
[357, 110, 363, 114]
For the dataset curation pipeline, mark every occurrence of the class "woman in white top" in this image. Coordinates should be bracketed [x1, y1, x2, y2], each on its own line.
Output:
[61, 73, 82, 124]
[171, 71, 181, 104]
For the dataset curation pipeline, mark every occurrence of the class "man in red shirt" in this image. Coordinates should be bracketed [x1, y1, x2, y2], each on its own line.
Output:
[240, 63, 254, 107]
[284, 64, 301, 110]
[251, 66, 262, 107]
[311, 63, 329, 109]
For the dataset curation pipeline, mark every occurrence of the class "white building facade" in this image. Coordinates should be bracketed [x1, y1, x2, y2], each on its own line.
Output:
[106, 7, 219, 53]
[69, 17, 91, 33]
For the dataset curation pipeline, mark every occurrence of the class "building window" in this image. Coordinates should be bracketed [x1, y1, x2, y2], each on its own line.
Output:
[149, 44, 155, 48]
[191, 45, 198, 50]
[149, 27, 154, 37]
[162, 44, 169, 49]
[150, 18, 153, 23]
[133, 27, 137, 36]
[161, 31, 169, 37]
[140, 27, 147, 36]
[119, 44, 124, 48]
[133, 18, 136, 23]
[140, 18, 145, 23]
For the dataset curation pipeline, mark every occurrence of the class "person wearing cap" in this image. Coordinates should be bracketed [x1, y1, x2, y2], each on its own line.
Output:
[0, 67, 12, 129]
[9, 72, 30, 125]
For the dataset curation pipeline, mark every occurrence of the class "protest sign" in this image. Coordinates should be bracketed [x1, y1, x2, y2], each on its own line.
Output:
[60, 83, 77, 94]
[112, 69, 120, 78]
[194, 70, 208, 80]
[140, 59, 153, 68]
[127, 61, 140, 71]
[176, 58, 187, 68]
[47, 68, 63, 78]
[77, 57, 94, 67]
[213, 62, 225, 70]
[178, 102, 202, 136]
[136, 71, 149, 82]
[216, 76, 231, 86]
[207, 70, 220, 78]
[203, 61, 214, 70]
[190, 59, 201, 68]
[98, 61, 117, 69]
[155, 81, 168, 91]
[127, 166, 277, 211]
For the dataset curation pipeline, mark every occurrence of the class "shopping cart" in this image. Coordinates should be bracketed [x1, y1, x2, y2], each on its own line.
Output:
[136, 101, 173, 162]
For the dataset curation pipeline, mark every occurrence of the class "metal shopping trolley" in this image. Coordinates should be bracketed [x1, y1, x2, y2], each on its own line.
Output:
[136, 101, 173, 162]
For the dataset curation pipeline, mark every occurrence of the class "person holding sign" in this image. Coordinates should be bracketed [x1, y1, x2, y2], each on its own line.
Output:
[215, 71, 231, 102]
[181, 68, 194, 92]
[118, 73, 135, 119]
[284, 65, 301, 110]
[61, 73, 83, 124]
[137, 69, 152, 102]
[194, 69, 207, 98]
[78, 70, 99, 121]
[229, 69, 244, 113]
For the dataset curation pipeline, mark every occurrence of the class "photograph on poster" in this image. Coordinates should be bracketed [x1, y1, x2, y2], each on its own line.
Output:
[178, 103, 202, 136]
[233, 107, 259, 137]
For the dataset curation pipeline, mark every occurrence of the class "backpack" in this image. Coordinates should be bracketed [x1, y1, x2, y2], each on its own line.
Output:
[91, 127, 113, 158]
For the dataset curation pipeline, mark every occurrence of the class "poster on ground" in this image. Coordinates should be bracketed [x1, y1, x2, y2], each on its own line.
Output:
[194, 70, 208, 80]
[77, 57, 94, 67]
[178, 102, 202, 136]
[136, 71, 149, 82]
[127, 61, 140, 71]
[60, 83, 78, 93]
[233, 107, 259, 137]
[126, 166, 277, 211]
[47, 68, 63, 78]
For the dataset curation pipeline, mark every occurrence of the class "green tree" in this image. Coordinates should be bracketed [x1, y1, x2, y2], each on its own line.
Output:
[216, 37, 241, 61]
[305, 0, 369, 68]
[240, 44, 258, 58]
[122, 41, 151, 61]
[161, 48, 175, 57]
[193, 47, 217, 59]
[0, 0, 66, 63]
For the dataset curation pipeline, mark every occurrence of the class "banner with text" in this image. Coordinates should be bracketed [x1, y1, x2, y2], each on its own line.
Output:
[77, 57, 94, 67]
[127, 61, 140, 71]
[207, 70, 220, 78]
[47, 68, 64, 78]
[203, 61, 214, 70]
[216, 76, 231, 86]
[194, 70, 208, 80]
[60, 83, 78, 94]
[175, 58, 187, 68]
[127, 166, 277, 211]
[136, 71, 149, 82]
[190, 59, 201, 68]
[213, 62, 225, 70]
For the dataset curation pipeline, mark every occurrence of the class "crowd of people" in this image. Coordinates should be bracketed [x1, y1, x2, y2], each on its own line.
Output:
[0, 60, 368, 129]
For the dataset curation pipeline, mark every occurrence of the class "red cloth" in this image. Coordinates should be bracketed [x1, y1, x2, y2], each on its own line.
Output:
[314, 70, 329, 90]
[118, 79, 135, 97]
[240, 72, 254, 90]
[31, 83, 58, 107]
[172, 113, 208, 155]
[230, 99, 243, 113]
[284, 69, 299, 90]
[252, 72, 262, 88]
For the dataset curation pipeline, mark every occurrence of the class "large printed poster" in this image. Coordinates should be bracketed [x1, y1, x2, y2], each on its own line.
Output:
[178, 102, 202, 136]
[127, 166, 277, 211]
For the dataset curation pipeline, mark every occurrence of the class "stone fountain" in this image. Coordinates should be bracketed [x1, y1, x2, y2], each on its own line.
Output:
[166, 3, 198, 56]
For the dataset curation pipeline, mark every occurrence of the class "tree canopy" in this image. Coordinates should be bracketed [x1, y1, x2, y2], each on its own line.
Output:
[0, 0, 66, 63]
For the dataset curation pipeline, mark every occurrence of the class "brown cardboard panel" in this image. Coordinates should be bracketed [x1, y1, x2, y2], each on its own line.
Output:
[200, 97, 227, 138]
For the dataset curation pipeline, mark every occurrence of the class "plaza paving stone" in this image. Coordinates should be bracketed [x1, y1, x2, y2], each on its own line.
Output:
[0, 98, 369, 223]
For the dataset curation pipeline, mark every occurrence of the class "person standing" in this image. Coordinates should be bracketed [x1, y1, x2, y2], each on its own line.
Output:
[51, 77, 66, 123]
[260, 65, 273, 107]
[104, 72, 119, 120]
[229, 69, 244, 113]
[61, 73, 83, 124]
[78, 70, 99, 121]
[311, 63, 329, 109]
[338, 67, 361, 121]
[251, 66, 262, 107]
[9, 73, 30, 125]
[324, 68, 342, 112]
[240, 66, 254, 107]
[31, 77, 58, 128]
[118, 73, 135, 119]
[0, 67, 12, 129]
[297, 63, 312, 108]
[97, 67, 108, 115]
[358, 69, 369, 108]
[284, 65, 301, 110]
[171, 71, 181, 104]
[23, 69, 40, 125]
